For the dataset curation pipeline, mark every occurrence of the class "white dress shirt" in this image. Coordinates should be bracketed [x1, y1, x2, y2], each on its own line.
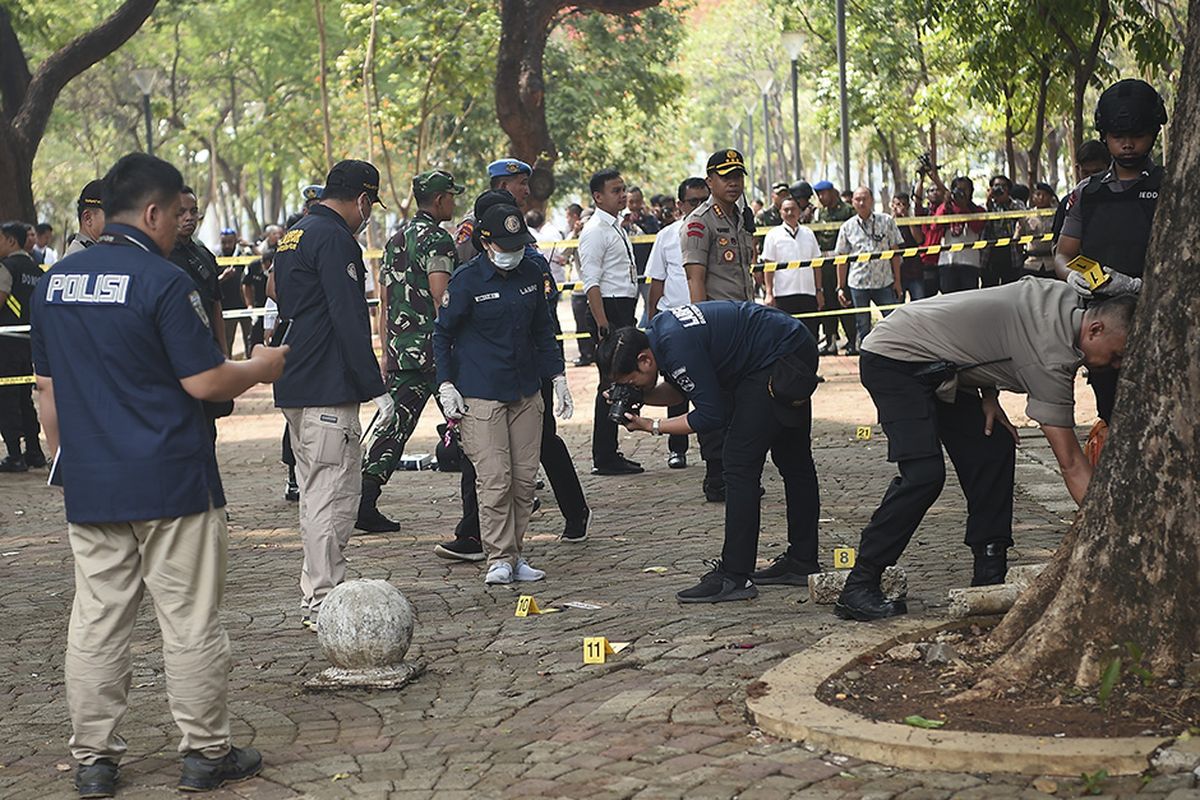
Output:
[761, 223, 821, 297]
[578, 207, 637, 298]
[644, 220, 689, 311]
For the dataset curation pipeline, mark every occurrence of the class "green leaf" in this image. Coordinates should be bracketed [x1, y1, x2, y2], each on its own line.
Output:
[903, 714, 946, 729]
[1098, 657, 1122, 707]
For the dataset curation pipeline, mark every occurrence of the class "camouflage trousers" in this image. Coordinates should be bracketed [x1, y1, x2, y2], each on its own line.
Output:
[362, 370, 437, 484]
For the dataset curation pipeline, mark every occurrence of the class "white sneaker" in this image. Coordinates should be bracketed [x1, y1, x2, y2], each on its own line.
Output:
[485, 561, 513, 585]
[514, 559, 546, 582]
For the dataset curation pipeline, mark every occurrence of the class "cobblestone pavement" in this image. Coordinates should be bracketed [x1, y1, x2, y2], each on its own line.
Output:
[3, 350, 1182, 800]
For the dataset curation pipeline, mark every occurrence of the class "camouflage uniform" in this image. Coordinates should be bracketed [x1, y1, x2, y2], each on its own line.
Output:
[362, 208, 458, 484]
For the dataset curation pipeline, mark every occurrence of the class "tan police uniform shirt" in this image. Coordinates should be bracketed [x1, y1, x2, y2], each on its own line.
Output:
[861, 277, 1085, 428]
[679, 197, 755, 301]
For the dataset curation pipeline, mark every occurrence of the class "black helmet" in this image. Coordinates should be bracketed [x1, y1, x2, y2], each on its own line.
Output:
[1094, 79, 1167, 135]
[789, 180, 813, 200]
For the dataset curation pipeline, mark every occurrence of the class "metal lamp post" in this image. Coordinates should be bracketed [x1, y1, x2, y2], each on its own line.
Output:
[781, 31, 805, 181]
[752, 70, 774, 198]
[745, 107, 756, 199]
[131, 69, 159, 157]
[835, 0, 851, 189]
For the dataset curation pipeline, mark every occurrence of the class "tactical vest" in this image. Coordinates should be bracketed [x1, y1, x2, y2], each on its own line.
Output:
[0, 253, 41, 326]
[1079, 165, 1164, 278]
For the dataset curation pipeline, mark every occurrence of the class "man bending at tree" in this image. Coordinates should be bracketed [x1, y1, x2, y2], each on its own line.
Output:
[834, 277, 1135, 622]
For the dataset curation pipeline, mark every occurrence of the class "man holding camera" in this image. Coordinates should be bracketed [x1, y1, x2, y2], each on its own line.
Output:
[598, 301, 821, 604]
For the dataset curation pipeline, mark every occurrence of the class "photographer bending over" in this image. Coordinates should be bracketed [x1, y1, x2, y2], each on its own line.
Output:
[598, 301, 821, 603]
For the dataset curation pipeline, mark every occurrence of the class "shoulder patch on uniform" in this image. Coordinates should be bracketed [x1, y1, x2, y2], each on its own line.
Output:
[685, 231, 705, 238]
[455, 220, 474, 245]
[441, 288, 451, 307]
[346, 262, 357, 280]
[189, 290, 210, 328]
[713, 205, 724, 218]
[687, 221, 705, 230]
[277, 229, 303, 252]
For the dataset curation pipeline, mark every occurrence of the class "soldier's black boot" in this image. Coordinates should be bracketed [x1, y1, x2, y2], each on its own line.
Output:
[75, 759, 119, 798]
[834, 564, 908, 621]
[971, 542, 1008, 586]
[354, 477, 401, 533]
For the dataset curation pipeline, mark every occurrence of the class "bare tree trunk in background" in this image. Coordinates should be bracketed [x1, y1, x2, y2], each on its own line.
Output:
[314, 0, 334, 173]
[1046, 125, 1060, 188]
[959, 0, 1200, 697]
[1026, 65, 1051, 185]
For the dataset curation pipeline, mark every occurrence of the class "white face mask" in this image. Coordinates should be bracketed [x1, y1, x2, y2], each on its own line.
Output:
[356, 195, 371, 235]
[490, 246, 523, 271]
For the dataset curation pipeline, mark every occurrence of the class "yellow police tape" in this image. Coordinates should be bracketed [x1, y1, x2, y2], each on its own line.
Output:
[0, 375, 35, 386]
[212, 207, 1054, 265]
[754, 233, 1055, 272]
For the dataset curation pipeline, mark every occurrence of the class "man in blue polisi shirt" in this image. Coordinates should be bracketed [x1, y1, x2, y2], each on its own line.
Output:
[31, 153, 288, 797]
[433, 202, 574, 586]
[272, 159, 394, 630]
[598, 301, 822, 604]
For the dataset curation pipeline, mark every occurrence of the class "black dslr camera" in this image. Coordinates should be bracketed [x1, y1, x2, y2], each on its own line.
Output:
[606, 383, 644, 425]
[915, 151, 938, 176]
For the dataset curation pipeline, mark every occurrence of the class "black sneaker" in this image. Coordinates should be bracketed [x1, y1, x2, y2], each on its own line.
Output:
[0, 455, 28, 473]
[75, 759, 119, 799]
[591, 459, 644, 476]
[667, 452, 687, 469]
[616, 452, 642, 470]
[24, 449, 47, 469]
[178, 746, 262, 792]
[676, 561, 759, 604]
[751, 553, 822, 586]
[284, 481, 299, 502]
[833, 584, 908, 621]
[434, 537, 486, 562]
[561, 508, 590, 543]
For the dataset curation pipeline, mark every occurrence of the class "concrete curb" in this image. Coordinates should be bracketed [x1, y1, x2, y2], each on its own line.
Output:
[746, 619, 1169, 776]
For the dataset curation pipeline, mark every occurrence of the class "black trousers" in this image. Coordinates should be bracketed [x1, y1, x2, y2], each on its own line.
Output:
[456, 379, 588, 538]
[667, 400, 689, 455]
[854, 352, 1015, 573]
[590, 296, 637, 463]
[719, 363, 820, 579]
[819, 263, 855, 347]
[774, 293, 821, 341]
[0, 344, 39, 457]
[570, 294, 596, 363]
[1089, 368, 1119, 423]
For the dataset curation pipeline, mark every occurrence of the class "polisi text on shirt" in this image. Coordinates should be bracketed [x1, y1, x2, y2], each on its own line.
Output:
[45, 273, 131, 305]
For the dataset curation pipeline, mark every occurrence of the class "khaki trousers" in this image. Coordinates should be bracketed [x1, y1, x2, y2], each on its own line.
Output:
[283, 404, 362, 612]
[66, 506, 231, 764]
[460, 393, 543, 567]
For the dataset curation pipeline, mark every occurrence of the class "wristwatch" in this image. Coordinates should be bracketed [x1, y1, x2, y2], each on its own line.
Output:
[651, 418, 662, 436]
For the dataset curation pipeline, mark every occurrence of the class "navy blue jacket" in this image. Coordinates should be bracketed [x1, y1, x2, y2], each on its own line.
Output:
[273, 204, 385, 407]
[433, 254, 563, 401]
[648, 301, 812, 433]
[30, 224, 227, 524]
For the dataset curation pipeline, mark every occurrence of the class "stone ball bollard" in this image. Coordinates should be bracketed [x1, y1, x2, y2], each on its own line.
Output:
[307, 579, 424, 690]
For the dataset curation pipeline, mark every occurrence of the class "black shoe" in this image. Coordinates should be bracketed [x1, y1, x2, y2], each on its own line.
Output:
[532, 496, 542, 514]
[0, 455, 27, 473]
[971, 542, 1008, 586]
[844, 345, 860, 356]
[667, 452, 687, 469]
[616, 451, 641, 469]
[703, 481, 726, 502]
[355, 479, 401, 533]
[751, 553, 822, 586]
[561, 507, 590, 543]
[592, 459, 644, 476]
[75, 759, 119, 799]
[24, 449, 47, 469]
[818, 342, 838, 356]
[536, 477, 545, 489]
[834, 582, 908, 621]
[178, 746, 262, 792]
[676, 560, 759, 604]
[434, 536, 486, 562]
[284, 481, 299, 502]
[573, 356, 594, 367]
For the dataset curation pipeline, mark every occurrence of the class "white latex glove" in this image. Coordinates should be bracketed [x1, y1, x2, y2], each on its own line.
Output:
[552, 374, 574, 420]
[372, 393, 396, 425]
[439, 381, 466, 420]
[1068, 267, 1143, 299]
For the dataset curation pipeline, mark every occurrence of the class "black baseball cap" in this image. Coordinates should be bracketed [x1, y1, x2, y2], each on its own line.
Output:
[706, 149, 747, 176]
[789, 180, 813, 200]
[477, 203, 534, 250]
[325, 159, 386, 207]
[77, 179, 104, 218]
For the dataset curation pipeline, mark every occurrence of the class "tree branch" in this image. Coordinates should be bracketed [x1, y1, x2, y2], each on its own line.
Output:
[0, 4, 33, 124]
[12, 0, 159, 150]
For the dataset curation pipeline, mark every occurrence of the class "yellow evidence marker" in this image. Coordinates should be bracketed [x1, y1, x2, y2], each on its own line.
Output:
[833, 547, 857, 569]
[583, 637, 630, 664]
[855, 426, 872, 441]
[515, 595, 559, 617]
[1065, 254, 1111, 291]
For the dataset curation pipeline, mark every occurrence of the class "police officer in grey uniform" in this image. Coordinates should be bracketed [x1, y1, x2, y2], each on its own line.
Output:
[64, 180, 106, 257]
[679, 149, 757, 501]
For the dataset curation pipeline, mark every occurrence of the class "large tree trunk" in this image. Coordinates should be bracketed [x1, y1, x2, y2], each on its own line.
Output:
[964, 0, 1200, 695]
[1025, 64, 1050, 185]
[0, 0, 158, 220]
[494, 0, 660, 209]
